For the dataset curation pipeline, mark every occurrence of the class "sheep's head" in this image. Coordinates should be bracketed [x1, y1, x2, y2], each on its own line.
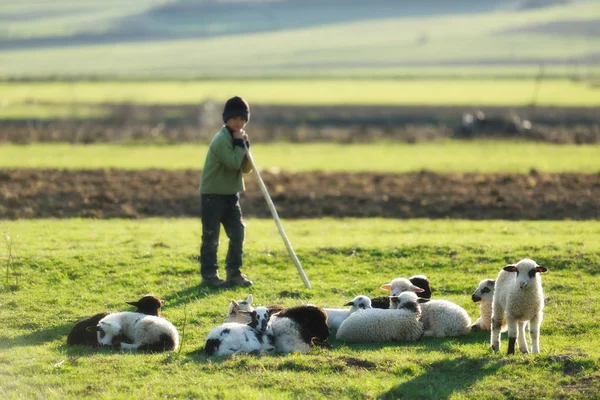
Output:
[246, 306, 270, 332]
[390, 292, 428, 319]
[472, 279, 495, 302]
[226, 295, 255, 323]
[381, 277, 426, 296]
[504, 259, 547, 289]
[409, 275, 432, 299]
[126, 294, 164, 317]
[86, 320, 122, 346]
[344, 295, 372, 313]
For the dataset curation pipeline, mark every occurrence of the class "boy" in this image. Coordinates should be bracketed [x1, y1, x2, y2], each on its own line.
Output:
[199, 96, 253, 288]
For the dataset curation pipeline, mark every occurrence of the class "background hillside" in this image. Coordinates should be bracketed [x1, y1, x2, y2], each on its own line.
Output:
[0, 0, 598, 78]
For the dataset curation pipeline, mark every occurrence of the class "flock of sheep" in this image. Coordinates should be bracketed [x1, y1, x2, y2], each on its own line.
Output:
[67, 258, 548, 357]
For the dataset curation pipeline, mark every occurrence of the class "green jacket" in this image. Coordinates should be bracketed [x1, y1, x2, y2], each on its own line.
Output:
[199, 126, 252, 194]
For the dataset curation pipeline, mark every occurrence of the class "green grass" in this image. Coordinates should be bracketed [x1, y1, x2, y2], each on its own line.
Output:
[1, 218, 599, 399]
[1, 79, 599, 109]
[0, 1, 599, 78]
[1, 141, 599, 173]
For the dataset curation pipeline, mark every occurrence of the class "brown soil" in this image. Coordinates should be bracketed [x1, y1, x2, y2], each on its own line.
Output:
[1, 169, 598, 220]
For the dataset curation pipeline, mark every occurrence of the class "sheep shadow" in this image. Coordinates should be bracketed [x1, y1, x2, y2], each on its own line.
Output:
[380, 355, 504, 400]
[0, 322, 73, 350]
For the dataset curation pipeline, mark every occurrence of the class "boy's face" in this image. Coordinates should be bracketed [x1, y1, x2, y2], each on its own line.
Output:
[226, 115, 247, 133]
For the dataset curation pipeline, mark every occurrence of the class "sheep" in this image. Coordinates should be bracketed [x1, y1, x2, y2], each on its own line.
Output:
[270, 305, 330, 354]
[336, 292, 424, 343]
[204, 306, 275, 357]
[67, 295, 164, 347]
[470, 279, 505, 332]
[491, 258, 548, 355]
[324, 295, 372, 332]
[224, 294, 254, 323]
[372, 275, 431, 309]
[418, 299, 472, 337]
[86, 311, 179, 352]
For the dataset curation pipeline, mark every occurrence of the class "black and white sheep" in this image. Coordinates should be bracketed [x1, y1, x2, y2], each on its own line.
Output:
[204, 306, 275, 357]
[86, 311, 179, 352]
[491, 258, 548, 355]
[270, 305, 330, 354]
[324, 295, 372, 332]
[67, 295, 164, 347]
[470, 279, 504, 332]
[336, 292, 424, 343]
[372, 275, 432, 309]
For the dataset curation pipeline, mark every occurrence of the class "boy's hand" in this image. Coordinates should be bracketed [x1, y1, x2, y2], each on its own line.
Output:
[236, 129, 248, 141]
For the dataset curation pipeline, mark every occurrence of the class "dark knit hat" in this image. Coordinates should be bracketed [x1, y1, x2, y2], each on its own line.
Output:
[222, 96, 250, 123]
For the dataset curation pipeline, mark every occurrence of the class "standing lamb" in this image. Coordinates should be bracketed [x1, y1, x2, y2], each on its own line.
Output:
[324, 295, 372, 332]
[87, 311, 179, 352]
[470, 279, 499, 332]
[491, 258, 548, 355]
[67, 295, 164, 347]
[336, 292, 424, 343]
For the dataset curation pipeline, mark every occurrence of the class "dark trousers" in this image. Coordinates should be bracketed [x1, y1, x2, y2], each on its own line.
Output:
[200, 194, 246, 279]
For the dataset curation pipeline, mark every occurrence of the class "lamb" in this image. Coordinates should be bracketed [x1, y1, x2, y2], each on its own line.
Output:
[270, 305, 330, 354]
[491, 258, 548, 355]
[67, 295, 164, 347]
[418, 299, 472, 337]
[372, 275, 432, 309]
[470, 279, 501, 332]
[336, 292, 424, 343]
[324, 295, 372, 332]
[204, 306, 275, 357]
[224, 294, 254, 323]
[86, 311, 179, 352]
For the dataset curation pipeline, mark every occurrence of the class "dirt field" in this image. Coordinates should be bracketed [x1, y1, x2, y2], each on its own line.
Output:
[1, 169, 598, 220]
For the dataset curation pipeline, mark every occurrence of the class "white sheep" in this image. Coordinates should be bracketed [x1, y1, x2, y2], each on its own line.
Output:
[470, 279, 505, 332]
[336, 292, 424, 343]
[204, 307, 275, 357]
[87, 311, 179, 352]
[380, 277, 427, 297]
[491, 258, 548, 355]
[270, 305, 330, 354]
[224, 294, 254, 323]
[373, 275, 432, 309]
[417, 299, 472, 338]
[324, 295, 372, 332]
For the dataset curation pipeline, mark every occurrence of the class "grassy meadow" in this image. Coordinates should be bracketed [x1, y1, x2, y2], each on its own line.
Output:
[1, 218, 599, 398]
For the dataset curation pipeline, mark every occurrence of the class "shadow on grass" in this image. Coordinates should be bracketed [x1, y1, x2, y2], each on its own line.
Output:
[0, 322, 73, 350]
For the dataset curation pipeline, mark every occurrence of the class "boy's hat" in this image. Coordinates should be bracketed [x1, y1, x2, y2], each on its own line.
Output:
[222, 96, 250, 123]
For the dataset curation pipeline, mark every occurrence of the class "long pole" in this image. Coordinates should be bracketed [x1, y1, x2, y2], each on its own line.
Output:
[243, 142, 312, 289]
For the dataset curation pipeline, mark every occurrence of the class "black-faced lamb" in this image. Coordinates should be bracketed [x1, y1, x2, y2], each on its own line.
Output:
[324, 295, 372, 332]
[372, 275, 432, 309]
[67, 295, 164, 347]
[86, 311, 179, 352]
[470, 279, 504, 332]
[336, 292, 424, 343]
[270, 305, 330, 353]
[204, 306, 275, 357]
[491, 258, 547, 355]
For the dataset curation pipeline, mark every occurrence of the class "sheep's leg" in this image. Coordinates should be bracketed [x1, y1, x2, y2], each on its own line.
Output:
[506, 318, 518, 355]
[530, 313, 542, 354]
[517, 321, 529, 354]
[490, 308, 504, 352]
[120, 342, 140, 350]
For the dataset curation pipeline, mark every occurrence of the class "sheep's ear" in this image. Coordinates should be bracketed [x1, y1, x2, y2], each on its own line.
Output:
[536, 266, 548, 273]
[417, 298, 430, 304]
[126, 301, 138, 307]
[86, 325, 101, 332]
[380, 284, 392, 291]
[230, 300, 240, 311]
[410, 285, 425, 293]
[246, 294, 253, 305]
[504, 265, 518, 273]
[343, 301, 354, 307]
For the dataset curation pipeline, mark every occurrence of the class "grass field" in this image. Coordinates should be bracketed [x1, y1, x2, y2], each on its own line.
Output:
[1, 218, 599, 398]
[1, 141, 599, 173]
[2, 79, 599, 112]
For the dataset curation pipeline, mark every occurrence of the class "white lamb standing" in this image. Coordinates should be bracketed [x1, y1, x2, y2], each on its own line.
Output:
[336, 292, 424, 343]
[324, 295, 372, 332]
[491, 258, 548, 355]
[471, 278, 505, 332]
[87, 312, 179, 352]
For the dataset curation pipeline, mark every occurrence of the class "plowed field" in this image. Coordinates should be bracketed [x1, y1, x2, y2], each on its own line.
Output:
[1, 169, 598, 220]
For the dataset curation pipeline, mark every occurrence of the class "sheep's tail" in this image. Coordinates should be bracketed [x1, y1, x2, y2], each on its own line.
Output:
[139, 334, 177, 353]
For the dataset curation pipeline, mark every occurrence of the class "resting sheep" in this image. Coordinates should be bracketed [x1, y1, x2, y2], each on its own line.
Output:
[470, 279, 503, 332]
[87, 311, 179, 352]
[204, 306, 275, 357]
[67, 295, 164, 347]
[372, 275, 432, 309]
[418, 299, 472, 337]
[324, 295, 372, 332]
[336, 292, 424, 343]
[491, 258, 547, 355]
[270, 305, 330, 354]
[225, 294, 254, 323]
